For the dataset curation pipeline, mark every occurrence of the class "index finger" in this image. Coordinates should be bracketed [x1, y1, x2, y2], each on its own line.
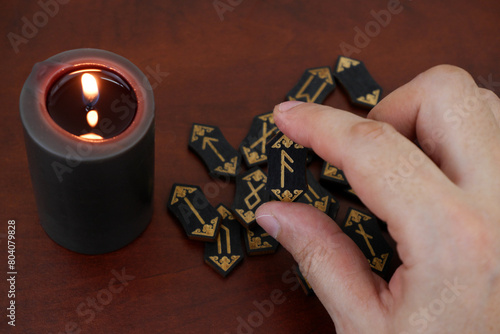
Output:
[273, 101, 458, 264]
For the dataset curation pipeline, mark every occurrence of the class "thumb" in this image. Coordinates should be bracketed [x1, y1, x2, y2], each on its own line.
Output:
[256, 201, 390, 332]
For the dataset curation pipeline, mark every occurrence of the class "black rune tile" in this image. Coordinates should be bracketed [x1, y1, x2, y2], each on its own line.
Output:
[232, 167, 269, 229]
[297, 168, 339, 220]
[328, 195, 340, 221]
[298, 169, 332, 214]
[341, 208, 393, 278]
[266, 131, 308, 202]
[287, 67, 335, 104]
[204, 204, 244, 277]
[320, 161, 349, 188]
[189, 123, 241, 179]
[333, 56, 382, 109]
[239, 112, 279, 168]
[243, 224, 279, 256]
[167, 184, 221, 242]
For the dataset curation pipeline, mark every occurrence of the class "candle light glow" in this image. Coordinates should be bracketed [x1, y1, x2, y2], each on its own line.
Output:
[81, 73, 99, 106]
[46, 67, 137, 140]
[80, 132, 103, 140]
[86, 109, 99, 128]
[80, 73, 103, 140]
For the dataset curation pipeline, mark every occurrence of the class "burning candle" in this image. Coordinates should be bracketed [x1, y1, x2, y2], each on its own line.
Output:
[20, 49, 155, 254]
[46, 68, 137, 140]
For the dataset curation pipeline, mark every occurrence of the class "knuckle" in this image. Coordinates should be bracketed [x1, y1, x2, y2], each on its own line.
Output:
[477, 87, 499, 103]
[415, 65, 476, 95]
[426, 64, 473, 83]
[349, 120, 396, 143]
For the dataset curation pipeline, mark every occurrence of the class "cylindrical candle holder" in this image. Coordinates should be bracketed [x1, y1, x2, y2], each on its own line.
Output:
[20, 48, 155, 254]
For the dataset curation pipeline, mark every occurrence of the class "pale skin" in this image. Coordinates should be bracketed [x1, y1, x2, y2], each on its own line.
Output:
[256, 65, 500, 333]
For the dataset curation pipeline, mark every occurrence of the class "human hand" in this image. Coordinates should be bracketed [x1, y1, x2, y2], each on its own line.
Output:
[256, 65, 500, 333]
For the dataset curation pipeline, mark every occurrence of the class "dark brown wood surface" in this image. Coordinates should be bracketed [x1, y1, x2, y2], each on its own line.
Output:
[1, 1, 499, 333]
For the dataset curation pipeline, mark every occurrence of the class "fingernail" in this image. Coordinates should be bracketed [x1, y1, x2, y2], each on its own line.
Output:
[277, 101, 304, 112]
[255, 214, 280, 239]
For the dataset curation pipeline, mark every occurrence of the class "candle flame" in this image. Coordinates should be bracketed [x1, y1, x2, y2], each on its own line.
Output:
[81, 73, 99, 106]
[86, 110, 98, 128]
[80, 133, 103, 140]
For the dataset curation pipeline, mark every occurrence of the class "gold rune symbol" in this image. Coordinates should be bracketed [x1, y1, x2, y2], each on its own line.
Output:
[217, 205, 235, 220]
[191, 125, 214, 142]
[303, 185, 329, 212]
[235, 209, 255, 224]
[345, 209, 372, 227]
[336, 56, 360, 73]
[244, 182, 265, 210]
[170, 186, 197, 205]
[323, 163, 346, 181]
[242, 146, 266, 165]
[370, 253, 389, 272]
[280, 150, 294, 188]
[342, 208, 392, 274]
[356, 89, 380, 106]
[289, 68, 334, 103]
[247, 230, 272, 250]
[171, 186, 218, 237]
[241, 113, 277, 165]
[236, 169, 267, 223]
[208, 205, 242, 273]
[242, 169, 267, 183]
[355, 224, 375, 257]
[202, 137, 224, 162]
[209, 255, 241, 272]
[250, 122, 277, 154]
[209, 226, 241, 272]
[271, 134, 303, 150]
[269, 133, 306, 203]
[191, 219, 218, 237]
[184, 197, 218, 237]
[271, 189, 303, 202]
[258, 113, 275, 124]
[208, 255, 239, 271]
[214, 156, 238, 175]
[218, 225, 231, 254]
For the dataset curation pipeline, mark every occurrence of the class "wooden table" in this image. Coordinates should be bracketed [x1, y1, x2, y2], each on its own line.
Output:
[1, 1, 499, 333]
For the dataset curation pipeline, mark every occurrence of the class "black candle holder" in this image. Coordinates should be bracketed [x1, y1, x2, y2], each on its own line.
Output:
[20, 48, 155, 254]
